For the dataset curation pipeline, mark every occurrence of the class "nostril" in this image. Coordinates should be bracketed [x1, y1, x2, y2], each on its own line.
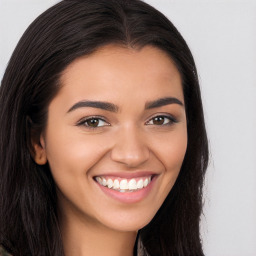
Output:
[110, 150, 150, 167]
[110, 128, 150, 166]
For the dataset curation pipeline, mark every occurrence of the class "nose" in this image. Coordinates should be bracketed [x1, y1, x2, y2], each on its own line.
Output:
[110, 126, 150, 167]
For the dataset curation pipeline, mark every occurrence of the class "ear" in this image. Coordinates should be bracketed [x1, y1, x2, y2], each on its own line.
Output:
[32, 134, 47, 165]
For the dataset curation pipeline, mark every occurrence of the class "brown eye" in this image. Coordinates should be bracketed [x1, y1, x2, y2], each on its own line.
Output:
[152, 116, 165, 125]
[86, 118, 99, 127]
[77, 117, 109, 128]
[146, 115, 177, 126]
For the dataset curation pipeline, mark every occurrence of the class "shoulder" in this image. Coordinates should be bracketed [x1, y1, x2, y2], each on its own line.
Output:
[0, 246, 12, 256]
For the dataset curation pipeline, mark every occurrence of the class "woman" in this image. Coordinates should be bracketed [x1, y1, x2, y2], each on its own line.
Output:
[0, 0, 209, 255]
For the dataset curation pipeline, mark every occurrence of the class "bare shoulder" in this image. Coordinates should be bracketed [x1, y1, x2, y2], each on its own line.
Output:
[0, 246, 12, 256]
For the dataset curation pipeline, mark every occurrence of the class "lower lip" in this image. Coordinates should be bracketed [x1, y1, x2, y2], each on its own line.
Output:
[95, 176, 157, 204]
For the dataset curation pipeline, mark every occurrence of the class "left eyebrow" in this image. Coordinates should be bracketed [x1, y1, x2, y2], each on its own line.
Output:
[67, 100, 119, 113]
[145, 97, 184, 109]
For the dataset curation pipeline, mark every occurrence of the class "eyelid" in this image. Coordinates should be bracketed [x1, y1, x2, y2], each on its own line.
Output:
[76, 115, 110, 128]
[75, 113, 178, 129]
[145, 113, 178, 125]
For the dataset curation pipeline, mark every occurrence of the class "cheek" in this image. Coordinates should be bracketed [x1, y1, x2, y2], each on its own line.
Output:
[44, 125, 110, 180]
[154, 128, 187, 169]
[43, 128, 112, 211]
[152, 127, 187, 192]
[166, 134, 187, 171]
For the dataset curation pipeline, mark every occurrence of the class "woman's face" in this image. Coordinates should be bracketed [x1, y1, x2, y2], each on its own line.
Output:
[35, 45, 187, 232]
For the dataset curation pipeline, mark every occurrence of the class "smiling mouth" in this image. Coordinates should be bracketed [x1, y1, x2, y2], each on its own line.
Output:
[94, 176, 153, 193]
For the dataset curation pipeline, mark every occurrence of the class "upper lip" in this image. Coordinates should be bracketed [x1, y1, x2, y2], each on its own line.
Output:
[93, 171, 159, 179]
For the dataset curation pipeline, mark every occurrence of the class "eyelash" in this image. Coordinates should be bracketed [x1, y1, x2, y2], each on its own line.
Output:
[76, 116, 109, 129]
[145, 114, 178, 126]
[76, 114, 178, 129]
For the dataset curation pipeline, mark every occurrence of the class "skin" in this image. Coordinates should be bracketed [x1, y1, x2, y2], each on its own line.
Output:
[34, 45, 187, 256]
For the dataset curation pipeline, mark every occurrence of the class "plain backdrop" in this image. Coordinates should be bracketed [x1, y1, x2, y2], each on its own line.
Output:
[0, 0, 256, 255]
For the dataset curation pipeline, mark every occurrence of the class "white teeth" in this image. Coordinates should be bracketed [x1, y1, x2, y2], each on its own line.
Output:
[95, 176, 153, 192]
[120, 179, 129, 190]
[102, 178, 107, 186]
[107, 179, 113, 188]
[143, 179, 149, 187]
[113, 179, 119, 189]
[128, 179, 137, 190]
[96, 177, 102, 185]
[137, 179, 144, 189]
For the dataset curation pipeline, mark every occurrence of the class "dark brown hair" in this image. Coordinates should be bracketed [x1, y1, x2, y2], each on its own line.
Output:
[0, 0, 208, 255]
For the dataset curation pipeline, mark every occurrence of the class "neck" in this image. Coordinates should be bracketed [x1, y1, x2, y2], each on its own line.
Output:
[59, 209, 137, 256]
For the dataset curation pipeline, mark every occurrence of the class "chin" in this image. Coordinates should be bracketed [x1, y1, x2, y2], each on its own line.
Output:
[97, 208, 158, 233]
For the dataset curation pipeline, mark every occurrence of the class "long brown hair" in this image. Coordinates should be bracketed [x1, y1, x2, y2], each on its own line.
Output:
[0, 0, 208, 255]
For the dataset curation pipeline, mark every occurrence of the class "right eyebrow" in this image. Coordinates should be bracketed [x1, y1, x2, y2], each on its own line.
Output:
[145, 97, 184, 109]
[67, 100, 119, 113]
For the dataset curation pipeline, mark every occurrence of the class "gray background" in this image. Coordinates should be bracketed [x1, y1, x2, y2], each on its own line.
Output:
[1, 0, 256, 255]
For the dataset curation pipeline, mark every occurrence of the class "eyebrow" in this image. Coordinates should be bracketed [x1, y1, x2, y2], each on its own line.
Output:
[145, 97, 184, 109]
[67, 97, 184, 114]
[67, 100, 119, 113]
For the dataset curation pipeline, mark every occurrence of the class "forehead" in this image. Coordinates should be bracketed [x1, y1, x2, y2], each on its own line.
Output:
[56, 44, 184, 108]
[61, 44, 181, 81]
